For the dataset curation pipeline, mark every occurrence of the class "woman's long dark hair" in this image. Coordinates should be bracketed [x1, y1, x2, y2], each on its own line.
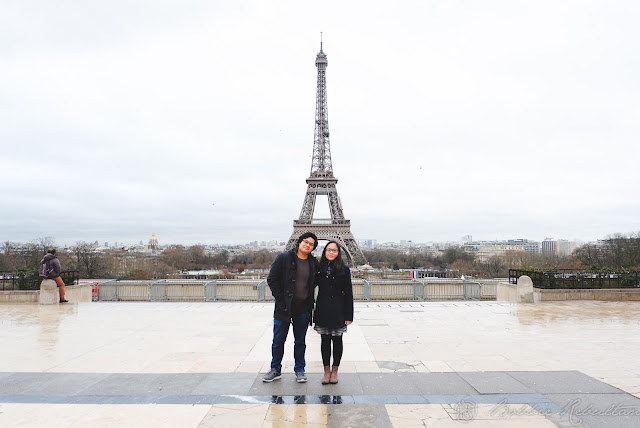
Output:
[320, 241, 346, 273]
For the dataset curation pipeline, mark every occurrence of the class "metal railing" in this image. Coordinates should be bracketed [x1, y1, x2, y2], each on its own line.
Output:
[509, 269, 640, 289]
[94, 278, 497, 301]
[96, 279, 272, 302]
[294, 219, 351, 225]
[353, 278, 497, 301]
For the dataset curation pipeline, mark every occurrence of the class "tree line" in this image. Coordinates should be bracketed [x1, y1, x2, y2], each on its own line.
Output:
[571, 232, 640, 271]
[0, 239, 277, 280]
[3, 232, 639, 280]
[362, 246, 568, 278]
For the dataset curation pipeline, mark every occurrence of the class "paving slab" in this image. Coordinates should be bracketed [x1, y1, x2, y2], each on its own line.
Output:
[17, 372, 110, 396]
[509, 371, 623, 394]
[327, 404, 392, 428]
[190, 373, 257, 395]
[77, 373, 168, 396]
[409, 373, 480, 395]
[458, 371, 536, 394]
[358, 373, 423, 395]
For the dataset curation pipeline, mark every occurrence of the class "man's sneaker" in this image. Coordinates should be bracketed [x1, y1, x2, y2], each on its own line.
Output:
[295, 372, 307, 383]
[262, 369, 281, 382]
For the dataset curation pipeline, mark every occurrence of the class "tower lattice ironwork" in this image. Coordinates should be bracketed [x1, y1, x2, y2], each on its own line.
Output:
[286, 42, 367, 266]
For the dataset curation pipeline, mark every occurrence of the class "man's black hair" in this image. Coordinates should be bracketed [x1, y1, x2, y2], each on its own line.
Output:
[298, 232, 318, 250]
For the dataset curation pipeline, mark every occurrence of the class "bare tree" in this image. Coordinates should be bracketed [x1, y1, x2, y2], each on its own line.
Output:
[573, 232, 640, 269]
[485, 256, 507, 278]
[188, 245, 206, 267]
[71, 241, 104, 278]
[0, 241, 20, 271]
[21, 241, 50, 273]
[160, 245, 190, 271]
[35, 237, 57, 253]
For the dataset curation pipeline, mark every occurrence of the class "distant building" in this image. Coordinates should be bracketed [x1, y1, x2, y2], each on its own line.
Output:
[358, 239, 378, 250]
[464, 239, 541, 262]
[542, 238, 575, 256]
[541, 238, 556, 255]
[148, 233, 159, 251]
[557, 240, 575, 256]
[506, 239, 540, 254]
[410, 268, 458, 279]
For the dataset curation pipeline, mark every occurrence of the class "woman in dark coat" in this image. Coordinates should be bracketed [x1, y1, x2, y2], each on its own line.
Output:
[313, 241, 354, 384]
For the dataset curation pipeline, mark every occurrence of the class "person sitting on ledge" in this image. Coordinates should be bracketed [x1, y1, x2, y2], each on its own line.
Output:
[41, 248, 68, 303]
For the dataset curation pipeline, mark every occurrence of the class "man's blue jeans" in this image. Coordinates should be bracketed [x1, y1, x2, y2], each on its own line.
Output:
[270, 312, 310, 373]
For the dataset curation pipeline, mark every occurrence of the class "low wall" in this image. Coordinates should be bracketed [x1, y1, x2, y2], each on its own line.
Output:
[65, 284, 93, 302]
[0, 284, 94, 304]
[496, 282, 518, 302]
[496, 276, 533, 303]
[497, 281, 640, 302]
[534, 288, 640, 302]
[0, 290, 39, 303]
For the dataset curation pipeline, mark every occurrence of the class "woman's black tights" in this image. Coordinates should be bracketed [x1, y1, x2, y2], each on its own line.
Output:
[321, 334, 343, 366]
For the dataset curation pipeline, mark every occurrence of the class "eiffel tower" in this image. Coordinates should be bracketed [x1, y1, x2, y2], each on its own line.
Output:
[286, 41, 367, 266]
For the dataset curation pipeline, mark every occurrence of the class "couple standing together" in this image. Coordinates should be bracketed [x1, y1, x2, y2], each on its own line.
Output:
[262, 232, 354, 385]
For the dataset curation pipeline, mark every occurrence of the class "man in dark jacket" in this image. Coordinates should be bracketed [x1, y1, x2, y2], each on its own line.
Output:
[262, 232, 319, 383]
[41, 248, 68, 303]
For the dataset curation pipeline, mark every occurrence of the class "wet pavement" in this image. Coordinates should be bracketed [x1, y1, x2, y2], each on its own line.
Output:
[1, 301, 639, 427]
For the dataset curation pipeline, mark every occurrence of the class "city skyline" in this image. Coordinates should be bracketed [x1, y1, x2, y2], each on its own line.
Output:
[2, 1, 639, 246]
[2, 232, 595, 251]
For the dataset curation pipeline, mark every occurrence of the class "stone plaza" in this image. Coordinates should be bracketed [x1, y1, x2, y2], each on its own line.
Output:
[1, 300, 640, 427]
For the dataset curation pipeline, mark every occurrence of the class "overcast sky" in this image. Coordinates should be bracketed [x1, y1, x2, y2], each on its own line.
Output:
[2, 1, 639, 247]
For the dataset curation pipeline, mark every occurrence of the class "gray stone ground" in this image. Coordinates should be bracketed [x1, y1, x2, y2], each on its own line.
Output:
[1, 301, 640, 427]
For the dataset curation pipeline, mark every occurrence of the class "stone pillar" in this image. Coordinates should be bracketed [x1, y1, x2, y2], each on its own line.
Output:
[517, 275, 534, 303]
[39, 279, 59, 305]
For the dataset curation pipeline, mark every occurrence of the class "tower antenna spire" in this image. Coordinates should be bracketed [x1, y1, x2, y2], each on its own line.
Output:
[320, 32, 323, 51]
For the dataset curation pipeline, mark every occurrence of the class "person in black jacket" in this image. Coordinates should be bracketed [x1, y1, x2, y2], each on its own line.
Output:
[313, 241, 354, 384]
[262, 232, 319, 383]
